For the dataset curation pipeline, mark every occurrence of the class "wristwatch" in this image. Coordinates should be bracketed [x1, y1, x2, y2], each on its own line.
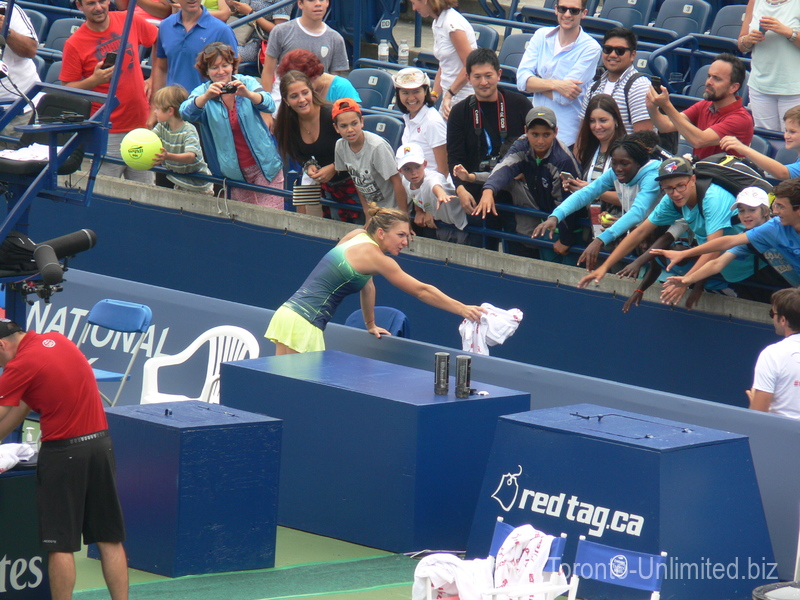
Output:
[789, 29, 799, 43]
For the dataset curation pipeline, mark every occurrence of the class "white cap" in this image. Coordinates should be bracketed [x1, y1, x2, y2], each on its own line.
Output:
[396, 143, 426, 168]
[392, 68, 431, 89]
[733, 186, 769, 209]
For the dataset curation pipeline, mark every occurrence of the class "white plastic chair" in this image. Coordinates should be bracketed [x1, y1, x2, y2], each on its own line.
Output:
[140, 325, 260, 405]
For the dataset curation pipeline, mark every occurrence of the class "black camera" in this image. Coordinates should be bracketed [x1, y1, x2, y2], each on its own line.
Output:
[220, 83, 237, 94]
[478, 155, 499, 172]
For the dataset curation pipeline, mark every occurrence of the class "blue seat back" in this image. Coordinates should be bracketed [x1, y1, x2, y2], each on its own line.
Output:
[347, 68, 395, 109]
[498, 33, 532, 72]
[599, 0, 655, 28]
[472, 23, 500, 52]
[709, 4, 747, 39]
[45, 61, 63, 84]
[87, 299, 153, 333]
[653, 0, 711, 38]
[488, 518, 515, 557]
[632, 50, 669, 78]
[362, 114, 404, 151]
[574, 538, 666, 592]
[685, 64, 749, 105]
[44, 18, 85, 52]
[345, 306, 410, 338]
[24, 8, 50, 41]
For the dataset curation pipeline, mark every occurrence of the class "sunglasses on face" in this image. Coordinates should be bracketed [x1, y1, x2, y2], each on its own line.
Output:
[556, 5, 583, 15]
[602, 45, 631, 56]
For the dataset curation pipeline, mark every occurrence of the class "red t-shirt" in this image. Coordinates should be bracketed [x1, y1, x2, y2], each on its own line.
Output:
[229, 103, 256, 169]
[0, 332, 107, 441]
[682, 98, 754, 160]
[60, 12, 158, 133]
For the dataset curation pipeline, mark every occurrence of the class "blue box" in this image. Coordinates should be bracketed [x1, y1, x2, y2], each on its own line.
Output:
[0, 470, 49, 599]
[99, 401, 282, 577]
[467, 404, 775, 600]
[220, 351, 530, 553]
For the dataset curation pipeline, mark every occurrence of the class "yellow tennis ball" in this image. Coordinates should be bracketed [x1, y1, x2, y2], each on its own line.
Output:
[600, 214, 615, 225]
[119, 128, 161, 171]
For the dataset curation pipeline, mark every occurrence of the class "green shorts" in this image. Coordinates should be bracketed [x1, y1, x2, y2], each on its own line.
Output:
[265, 305, 325, 353]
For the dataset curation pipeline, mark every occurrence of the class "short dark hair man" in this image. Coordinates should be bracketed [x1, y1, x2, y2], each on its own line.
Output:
[581, 27, 653, 134]
[646, 53, 753, 159]
[749, 288, 800, 419]
[0, 321, 128, 600]
[447, 48, 532, 253]
[578, 156, 755, 306]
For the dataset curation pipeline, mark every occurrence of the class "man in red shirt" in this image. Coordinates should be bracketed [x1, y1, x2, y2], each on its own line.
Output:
[0, 321, 128, 600]
[645, 53, 754, 159]
[61, 0, 158, 182]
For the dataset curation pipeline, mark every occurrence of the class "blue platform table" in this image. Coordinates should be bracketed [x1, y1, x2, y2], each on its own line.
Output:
[97, 401, 282, 577]
[467, 403, 776, 600]
[220, 350, 530, 553]
[0, 469, 49, 599]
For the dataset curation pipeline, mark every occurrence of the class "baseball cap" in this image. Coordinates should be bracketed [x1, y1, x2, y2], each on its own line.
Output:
[655, 156, 694, 181]
[392, 68, 431, 89]
[331, 98, 362, 121]
[525, 106, 557, 129]
[396, 143, 426, 168]
[733, 186, 769, 209]
[0, 319, 23, 340]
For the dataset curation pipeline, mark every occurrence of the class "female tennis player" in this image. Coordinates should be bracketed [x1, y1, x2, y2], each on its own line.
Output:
[266, 203, 484, 354]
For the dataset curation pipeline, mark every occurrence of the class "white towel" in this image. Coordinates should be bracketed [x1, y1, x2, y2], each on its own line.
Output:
[459, 303, 523, 355]
[493, 525, 554, 600]
[0, 443, 36, 473]
[413, 553, 494, 600]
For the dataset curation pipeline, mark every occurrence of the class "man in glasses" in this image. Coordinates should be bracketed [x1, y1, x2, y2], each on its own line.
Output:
[577, 156, 755, 307]
[515, 0, 601, 146]
[151, 0, 239, 100]
[581, 27, 652, 134]
[646, 53, 753, 159]
[62, 0, 158, 182]
[749, 288, 800, 419]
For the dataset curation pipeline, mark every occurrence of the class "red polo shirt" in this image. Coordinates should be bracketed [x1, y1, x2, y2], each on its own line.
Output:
[682, 97, 754, 160]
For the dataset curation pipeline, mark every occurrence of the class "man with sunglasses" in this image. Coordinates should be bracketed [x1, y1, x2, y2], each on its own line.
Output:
[749, 288, 800, 419]
[646, 53, 753, 160]
[515, 0, 601, 146]
[577, 156, 755, 307]
[581, 28, 652, 134]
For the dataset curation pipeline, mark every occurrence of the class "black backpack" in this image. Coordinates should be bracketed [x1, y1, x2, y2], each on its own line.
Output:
[0, 231, 37, 273]
[694, 152, 773, 200]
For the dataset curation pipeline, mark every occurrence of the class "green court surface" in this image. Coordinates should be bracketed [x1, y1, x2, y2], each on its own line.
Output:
[73, 527, 415, 600]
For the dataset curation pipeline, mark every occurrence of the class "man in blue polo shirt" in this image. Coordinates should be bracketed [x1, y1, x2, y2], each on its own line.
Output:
[654, 178, 800, 288]
[150, 0, 238, 110]
[578, 156, 755, 307]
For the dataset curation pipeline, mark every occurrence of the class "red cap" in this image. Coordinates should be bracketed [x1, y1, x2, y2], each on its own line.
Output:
[331, 98, 362, 120]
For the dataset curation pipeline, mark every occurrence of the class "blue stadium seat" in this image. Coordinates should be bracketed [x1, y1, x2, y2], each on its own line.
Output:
[632, 0, 712, 47]
[749, 135, 773, 159]
[774, 146, 798, 167]
[692, 4, 747, 53]
[582, 0, 655, 33]
[44, 61, 63, 85]
[632, 50, 669, 79]
[44, 17, 84, 53]
[670, 63, 749, 109]
[472, 23, 500, 52]
[23, 8, 49, 41]
[345, 306, 410, 338]
[498, 33, 532, 84]
[362, 113, 404, 151]
[348, 68, 395, 109]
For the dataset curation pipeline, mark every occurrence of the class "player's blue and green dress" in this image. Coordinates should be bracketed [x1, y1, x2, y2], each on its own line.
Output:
[265, 232, 378, 352]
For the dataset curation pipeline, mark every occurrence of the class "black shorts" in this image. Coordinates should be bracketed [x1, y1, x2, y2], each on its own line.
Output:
[37, 430, 126, 553]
